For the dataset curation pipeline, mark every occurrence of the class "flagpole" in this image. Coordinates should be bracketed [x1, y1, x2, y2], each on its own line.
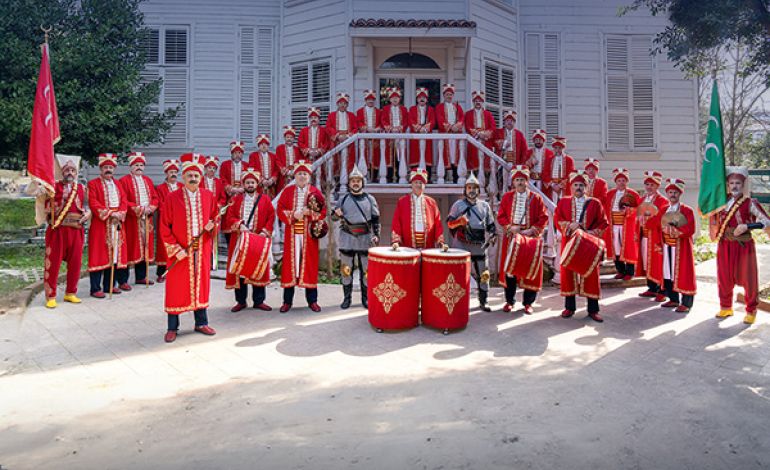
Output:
[42, 25, 54, 228]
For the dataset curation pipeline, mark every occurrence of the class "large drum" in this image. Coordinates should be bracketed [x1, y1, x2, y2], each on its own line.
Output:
[367, 246, 421, 331]
[420, 248, 471, 334]
[228, 231, 272, 283]
[560, 229, 605, 277]
[504, 233, 544, 280]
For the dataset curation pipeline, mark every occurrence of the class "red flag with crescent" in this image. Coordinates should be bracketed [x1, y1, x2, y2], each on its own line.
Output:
[27, 42, 60, 196]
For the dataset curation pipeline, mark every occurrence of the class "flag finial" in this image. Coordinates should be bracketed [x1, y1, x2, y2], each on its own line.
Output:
[41, 25, 51, 44]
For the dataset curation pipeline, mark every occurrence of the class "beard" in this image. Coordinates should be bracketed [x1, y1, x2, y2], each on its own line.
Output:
[245, 187, 257, 194]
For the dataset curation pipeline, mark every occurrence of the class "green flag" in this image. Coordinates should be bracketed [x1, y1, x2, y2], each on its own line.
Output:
[698, 80, 727, 216]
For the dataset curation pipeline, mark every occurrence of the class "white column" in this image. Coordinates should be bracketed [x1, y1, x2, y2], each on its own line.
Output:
[358, 139, 368, 182]
[340, 147, 349, 189]
[379, 138, 387, 184]
[488, 158, 498, 197]
[418, 139, 426, 171]
[457, 139, 467, 185]
[436, 139, 446, 184]
[397, 139, 408, 184]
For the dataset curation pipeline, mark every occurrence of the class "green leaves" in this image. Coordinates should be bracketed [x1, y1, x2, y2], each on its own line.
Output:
[0, 0, 173, 168]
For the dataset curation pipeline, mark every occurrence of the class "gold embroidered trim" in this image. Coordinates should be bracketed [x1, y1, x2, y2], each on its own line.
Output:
[432, 273, 466, 315]
[373, 273, 406, 314]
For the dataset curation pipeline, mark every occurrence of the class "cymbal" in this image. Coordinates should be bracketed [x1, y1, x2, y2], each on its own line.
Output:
[619, 193, 638, 208]
[637, 202, 658, 217]
[661, 211, 687, 228]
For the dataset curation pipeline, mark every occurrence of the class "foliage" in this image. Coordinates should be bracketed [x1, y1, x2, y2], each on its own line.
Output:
[693, 234, 716, 263]
[0, 197, 36, 231]
[743, 133, 770, 169]
[622, 0, 770, 85]
[0, 0, 175, 170]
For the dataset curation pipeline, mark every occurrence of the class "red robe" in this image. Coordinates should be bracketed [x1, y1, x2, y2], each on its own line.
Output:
[277, 184, 327, 288]
[710, 196, 769, 312]
[604, 188, 640, 263]
[391, 193, 444, 249]
[492, 127, 529, 166]
[647, 203, 697, 295]
[298, 125, 331, 161]
[635, 192, 668, 282]
[555, 196, 609, 299]
[160, 188, 217, 314]
[275, 143, 300, 191]
[496, 189, 549, 290]
[524, 147, 554, 183]
[202, 175, 227, 209]
[155, 181, 183, 264]
[541, 153, 575, 200]
[248, 151, 280, 197]
[463, 108, 496, 171]
[325, 110, 358, 173]
[586, 177, 608, 201]
[224, 192, 276, 288]
[380, 104, 409, 167]
[87, 177, 128, 272]
[356, 106, 382, 167]
[44, 181, 86, 298]
[119, 174, 159, 266]
[408, 105, 436, 167]
[435, 101, 465, 167]
[219, 159, 249, 197]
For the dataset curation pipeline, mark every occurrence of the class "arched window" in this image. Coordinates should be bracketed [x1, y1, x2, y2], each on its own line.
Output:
[380, 52, 440, 69]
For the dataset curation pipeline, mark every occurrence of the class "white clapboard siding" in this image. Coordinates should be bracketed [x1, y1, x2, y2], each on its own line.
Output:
[351, 0, 466, 19]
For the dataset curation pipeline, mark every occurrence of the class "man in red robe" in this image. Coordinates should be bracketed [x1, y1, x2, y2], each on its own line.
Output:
[712, 166, 770, 325]
[380, 87, 410, 183]
[118, 151, 159, 287]
[555, 170, 609, 322]
[463, 90, 496, 174]
[87, 153, 128, 298]
[636, 170, 669, 299]
[43, 155, 91, 308]
[160, 154, 218, 343]
[497, 165, 548, 314]
[221, 141, 248, 201]
[276, 161, 326, 313]
[275, 126, 300, 192]
[391, 169, 444, 249]
[298, 107, 330, 163]
[541, 136, 575, 203]
[524, 129, 553, 191]
[155, 159, 182, 282]
[604, 167, 640, 280]
[653, 178, 697, 313]
[584, 158, 608, 201]
[493, 110, 528, 166]
[408, 87, 436, 173]
[356, 89, 381, 178]
[326, 92, 358, 176]
[248, 134, 279, 198]
[202, 156, 227, 209]
[435, 83, 464, 183]
[224, 168, 276, 312]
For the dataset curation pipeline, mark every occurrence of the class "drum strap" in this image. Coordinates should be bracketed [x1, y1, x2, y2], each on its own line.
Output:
[246, 194, 262, 229]
[578, 199, 590, 227]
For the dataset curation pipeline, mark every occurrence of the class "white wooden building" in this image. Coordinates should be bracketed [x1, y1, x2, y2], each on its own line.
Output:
[135, 0, 700, 227]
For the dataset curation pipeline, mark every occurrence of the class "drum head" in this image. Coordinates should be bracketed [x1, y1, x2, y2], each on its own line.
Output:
[369, 246, 421, 258]
[421, 248, 471, 259]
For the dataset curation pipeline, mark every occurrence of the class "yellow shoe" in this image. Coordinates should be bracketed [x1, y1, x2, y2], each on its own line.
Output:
[45, 298, 57, 309]
[744, 313, 756, 325]
[716, 309, 733, 319]
[63, 294, 82, 304]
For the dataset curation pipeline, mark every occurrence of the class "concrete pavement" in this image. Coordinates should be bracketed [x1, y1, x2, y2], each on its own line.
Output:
[1, 272, 769, 469]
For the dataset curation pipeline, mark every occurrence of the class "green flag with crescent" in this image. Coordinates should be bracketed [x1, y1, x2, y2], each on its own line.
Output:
[698, 80, 727, 216]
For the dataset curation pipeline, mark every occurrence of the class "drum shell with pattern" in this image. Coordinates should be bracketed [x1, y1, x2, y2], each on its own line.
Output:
[228, 231, 272, 283]
[505, 233, 544, 280]
[367, 247, 421, 330]
[420, 248, 471, 331]
[559, 229, 605, 277]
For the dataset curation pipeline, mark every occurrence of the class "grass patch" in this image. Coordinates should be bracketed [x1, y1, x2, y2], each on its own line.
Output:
[0, 198, 37, 231]
[0, 244, 45, 298]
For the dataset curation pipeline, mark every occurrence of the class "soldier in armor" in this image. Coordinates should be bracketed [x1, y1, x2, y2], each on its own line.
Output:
[332, 166, 381, 309]
[446, 172, 497, 311]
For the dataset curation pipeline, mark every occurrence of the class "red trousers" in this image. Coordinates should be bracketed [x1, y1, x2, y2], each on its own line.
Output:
[44, 226, 84, 298]
[717, 239, 759, 312]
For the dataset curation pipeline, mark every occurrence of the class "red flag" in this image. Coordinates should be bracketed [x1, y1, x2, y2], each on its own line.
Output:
[27, 43, 60, 196]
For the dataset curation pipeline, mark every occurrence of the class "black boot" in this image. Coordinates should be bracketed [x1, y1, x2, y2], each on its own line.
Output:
[361, 285, 368, 308]
[340, 284, 353, 309]
[479, 290, 491, 312]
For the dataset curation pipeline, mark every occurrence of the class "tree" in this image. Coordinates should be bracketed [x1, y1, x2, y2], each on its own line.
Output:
[0, 0, 175, 170]
[623, 0, 770, 84]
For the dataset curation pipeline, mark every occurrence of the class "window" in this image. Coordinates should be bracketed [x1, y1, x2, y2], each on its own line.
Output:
[140, 26, 189, 145]
[290, 59, 331, 129]
[525, 32, 560, 140]
[239, 26, 275, 142]
[380, 53, 440, 70]
[483, 61, 515, 126]
[604, 34, 655, 152]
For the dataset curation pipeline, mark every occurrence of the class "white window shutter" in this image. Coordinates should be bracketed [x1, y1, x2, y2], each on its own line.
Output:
[164, 29, 188, 65]
[239, 69, 255, 141]
[543, 34, 559, 71]
[525, 33, 560, 141]
[544, 74, 560, 137]
[311, 62, 330, 103]
[257, 69, 272, 135]
[240, 27, 255, 65]
[525, 33, 540, 71]
[526, 72, 542, 137]
[501, 67, 515, 109]
[257, 28, 273, 67]
[142, 28, 160, 65]
[292, 64, 309, 103]
[163, 67, 189, 144]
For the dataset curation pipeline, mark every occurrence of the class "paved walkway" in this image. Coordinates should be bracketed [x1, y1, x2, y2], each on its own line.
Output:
[1, 269, 770, 469]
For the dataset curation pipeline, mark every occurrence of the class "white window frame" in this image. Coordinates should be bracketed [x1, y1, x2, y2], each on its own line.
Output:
[603, 34, 657, 153]
[290, 58, 332, 129]
[524, 32, 561, 142]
